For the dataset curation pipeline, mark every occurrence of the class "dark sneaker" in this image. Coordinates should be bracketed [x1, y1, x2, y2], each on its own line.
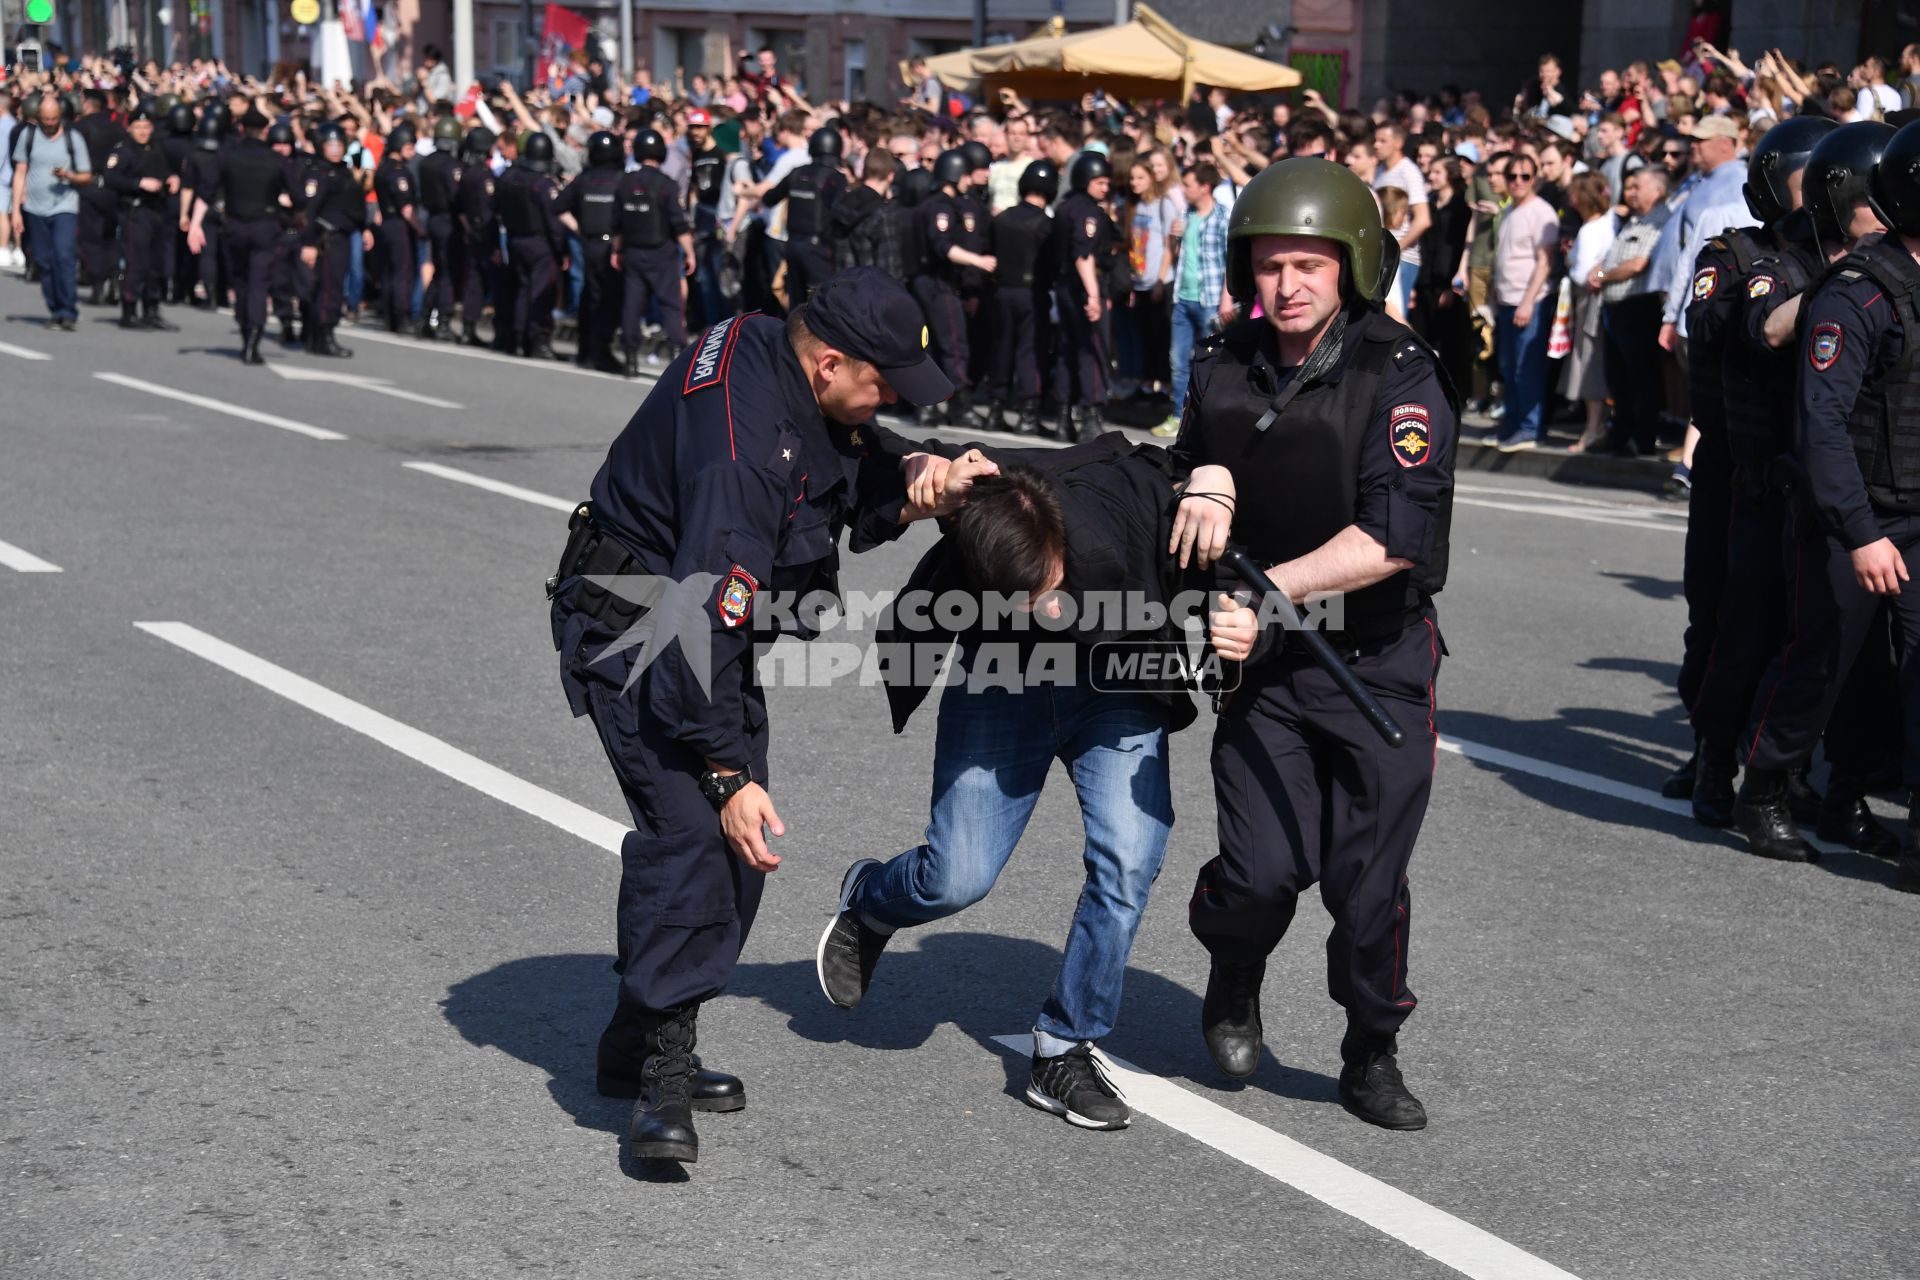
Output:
[817, 858, 888, 1009]
[1338, 1038, 1428, 1131]
[1025, 1044, 1130, 1130]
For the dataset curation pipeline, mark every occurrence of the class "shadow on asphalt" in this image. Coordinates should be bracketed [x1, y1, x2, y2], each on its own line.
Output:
[1598, 570, 1685, 601]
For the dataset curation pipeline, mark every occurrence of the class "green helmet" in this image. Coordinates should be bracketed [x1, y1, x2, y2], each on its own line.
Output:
[155, 92, 181, 114]
[433, 116, 462, 144]
[1226, 156, 1388, 306]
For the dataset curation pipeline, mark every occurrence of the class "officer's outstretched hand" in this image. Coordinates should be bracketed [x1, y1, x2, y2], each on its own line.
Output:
[1170, 464, 1237, 570]
[933, 449, 1000, 518]
[1852, 537, 1910, 596]
[720, 782, 787, 872]
[901, 452, 952, 516]
[1209, 593, 1258, 663]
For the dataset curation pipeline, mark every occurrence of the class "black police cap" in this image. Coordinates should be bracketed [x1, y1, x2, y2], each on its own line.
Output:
[804, 267, 954, 408]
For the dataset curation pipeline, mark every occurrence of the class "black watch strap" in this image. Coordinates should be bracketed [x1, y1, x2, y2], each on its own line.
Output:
[699, 764, 753, 807]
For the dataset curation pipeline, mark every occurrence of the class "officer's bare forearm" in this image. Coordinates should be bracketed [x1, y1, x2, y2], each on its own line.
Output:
[1764, 295, 1802, 348]
[557, 211, 580, 235]
[1266, 525, 1413, 601]
[1076, 255, 1099, 299]
[945, 245, 991, 271]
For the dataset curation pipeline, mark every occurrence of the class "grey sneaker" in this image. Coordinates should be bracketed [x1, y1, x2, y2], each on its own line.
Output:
[816, 858, 888, 1008]
[1026, 1044, 1130, 1129]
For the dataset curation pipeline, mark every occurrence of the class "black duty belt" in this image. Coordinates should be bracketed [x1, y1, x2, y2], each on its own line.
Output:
[548, 502, 656, 629]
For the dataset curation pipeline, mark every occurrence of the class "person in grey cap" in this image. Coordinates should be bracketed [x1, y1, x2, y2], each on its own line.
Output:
[545, 267, 961, 1167]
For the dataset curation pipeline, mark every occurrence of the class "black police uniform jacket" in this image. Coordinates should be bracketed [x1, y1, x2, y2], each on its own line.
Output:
[1170, 309, 1456, 645]
[560, 313, 920, 769]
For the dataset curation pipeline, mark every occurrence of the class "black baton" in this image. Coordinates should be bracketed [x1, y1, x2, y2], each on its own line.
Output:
[1217, 547, 1407, 749]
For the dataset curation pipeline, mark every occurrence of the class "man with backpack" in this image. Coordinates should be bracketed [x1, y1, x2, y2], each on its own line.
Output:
[8, 92, 93, 330]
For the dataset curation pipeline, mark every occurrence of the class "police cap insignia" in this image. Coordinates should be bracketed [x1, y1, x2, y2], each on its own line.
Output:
[1389, 404, 1432, 467]
[717, 565, 759, 628]
[1810, 321, 1843, 372]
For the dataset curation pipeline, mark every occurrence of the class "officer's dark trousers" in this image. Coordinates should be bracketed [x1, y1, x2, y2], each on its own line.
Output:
[223, 216, 278, 333]
[270, 227, 298, 324]
[577, 237, 620, 359]
[552, 591, 770, 1017]
[1678, 427, 1734, 713]
[377, 218, 416, 330]
[1743, 511, 1920, 785]
[1190, 614, 1442, 1041]
[121, 206, 166, 305]
[424, 211, 456, 322]
[912, 274, 969, 390]
[309, 229, 351, 328]
[163, 193, 187, 300]
[1052, 283, 1111, 408]
[1602, 296, 1664, 451]
[77, 187, 117, 285]
[784, 236, 833, 308]
[508, 234, 557, 345]
[461, 233, 492, 329]
[989, 285, 1044, 402]
[194, 214, 222, 305]
[620, 244, 686, 354]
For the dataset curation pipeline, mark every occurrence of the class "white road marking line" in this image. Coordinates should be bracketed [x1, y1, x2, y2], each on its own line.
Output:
[268, 362, 464, 409]
[0, 339, 52, 361]
[991, 1034, 1581, 1280]
[403, 461, 576, 513]
[1440, 735, 1689, 818]
[133, 622, 625, 853]
[344, 326, 649, 384]
[1454, 481, 1682, 514]
[93, 373, 347, 441]
[0, 538, 61, 572]
[1453, 495, 1686, 533]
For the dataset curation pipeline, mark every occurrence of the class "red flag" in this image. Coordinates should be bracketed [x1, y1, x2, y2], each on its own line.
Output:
[534, 3, 592, 91]
[454, 83, 483, 120]
[336, 0, 363, 42]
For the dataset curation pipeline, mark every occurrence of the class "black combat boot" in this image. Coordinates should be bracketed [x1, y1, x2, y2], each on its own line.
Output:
[1898, 797, 1920, 894]
[526, 333, 559, 362]
[313, 326, 352, 358]
[596, 1002, 745, 1112]
[594, 345, 625, 375]
[279, 315, 299, 346]
[118, 299, 144, 330]
[979, 399, 1008, 432]
[1731, 767, 1816, 862]
[417, 310, 439, 342]
[628, 1004, 701, 1162]
[915, 404, 942, 429]
[946, 386, 980, 428]
[240, 328, 265, 366]
[624, 349, 642, 379]
[1785, 765, 1824, 824]
[461, 322, 486, 347]
[1338, 1028, 1427, 1131]
[1012, 399, 1041, 437]
[1691, 741, 1737, 829]
[1659, 749, 1698, 800]
[1071, 403, 1103, 443]
[142, 300, 179, 332]
[1201, 957, 1266, 1078]
[88, 279, 103, 307]
[1817, 769, 1901, 858]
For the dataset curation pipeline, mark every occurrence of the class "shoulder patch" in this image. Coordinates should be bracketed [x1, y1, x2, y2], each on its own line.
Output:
[1692, 266, 1717, 302]
[684, 315, 742, 394]
[717, 565, 759, 628]
[1810, 321, 1844, 371]
[934, 210, 949, 232]
[1083, 216, 1098, 239]
[1389, 404, 1432, 468]
[1748, 275, 1775, 300]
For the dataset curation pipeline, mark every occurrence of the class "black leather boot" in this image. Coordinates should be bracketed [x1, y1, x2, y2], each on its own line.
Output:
[623, 349, 642, 379]
[142, 301, 179, 332]
[628, 1004, 700, 1162]
[1817, 770, 1901, 858]
[915, 404, 942, 428]
[279, 316, 298, 346]
[240, 328, 265, 366]
[1785, 765, 1824, 825]
[1732, 767, 1816, 862]
[1691, 742, 1737, 829]
[88, 280, 103, 307]
[1338, 1029, 1427, 1130]
[596, 1005, 745, 1113]
[526, 334, 559, 362]
[1201, 957, 1265, 1078]
[1013, 399, 1041, 437]
[1659, 749, 1698, 800]
[118, 300, 143, 330]
[1039, 405, 1067, 441]
[461, 322, 486, 347]
[313, 326, 352, 358]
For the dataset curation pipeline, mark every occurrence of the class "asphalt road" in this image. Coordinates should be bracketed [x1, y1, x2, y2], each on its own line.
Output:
[2, 273, 1914, 1280]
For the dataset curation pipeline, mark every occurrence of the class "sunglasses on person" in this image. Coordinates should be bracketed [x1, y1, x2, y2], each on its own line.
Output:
[1662, 148, 1686, 159]
[1508, 169, 1536, 182]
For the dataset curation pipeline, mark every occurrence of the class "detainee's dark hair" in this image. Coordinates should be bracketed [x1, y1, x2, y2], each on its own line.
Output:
[950, 467, 1068, 600]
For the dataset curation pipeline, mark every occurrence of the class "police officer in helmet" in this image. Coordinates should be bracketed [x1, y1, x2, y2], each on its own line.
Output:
[912, 148, 997, 427]
[613, 127, 696, 377]
[1731, 119, 1920, 886]
[494, 130, 570, 359]
[415, 116, 466, 341]
[1050, 151, 1118, 442]
[372, 123, 421, 334]
[1173, 157, 1456, 1129]
[984, 158, 1058, 436]
[759, 126, 850, 308]
[452, 125, 498, 347]
[552, 130, 628, 372]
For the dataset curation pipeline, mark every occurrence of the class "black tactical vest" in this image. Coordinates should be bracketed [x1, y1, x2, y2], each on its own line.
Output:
[786, 164, 830, 241]
[1200, 314, 1457, 639]
[1833, 237, 1920, 508]
[574, 168, 621, 237]
[993, 204, 1051, 289]
[617, 171, 670, 246]
[419, 151, 458, 214]
[1686, 227, 1764, 439]
[1722, 231, 1820, 491]
[494, 166, 538, 236]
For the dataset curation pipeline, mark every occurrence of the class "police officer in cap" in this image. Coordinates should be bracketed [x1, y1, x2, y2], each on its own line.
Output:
[554, 130, 626, 372]
[1051, 151, 1118, 443]
[416, 117, 465, 341]
[1174, 157, 1456, 1129]
[104, 102, 182, 332]
[547, 268, 956, 1162]
[760, 127, 849, 308]
[494, 131, 569, 359]
[188, 108, 290, 364]
[986, 157, 1058, 436]
[913, 148, 996, 427]
[372, 123, 421, 334]
[453, 126, 498, 347]
[1731, 119, 1920, 884]
[1695, 119, 1900, 854]
[613, 127, 695, 377]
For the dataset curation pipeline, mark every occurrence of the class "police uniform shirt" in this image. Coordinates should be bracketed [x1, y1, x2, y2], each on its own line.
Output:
[73, 113, 126, 174]
[299, 158, 367, 241]
[582, 315, 916, 767]
[374, 156, 415, 216]
[182, 145, 222, 210]
[1172, 311, 1455, 582]
[454, 159, 495, 234]
[991, 202, 1053, 288]
[554, 166, 622, 238]
[1735, 235, 1822, 440]
[418, 149, 459, 214]
[1053, 192, 1113, 294]
[918, 192, 965, 276]
[1795, 267, 1907, 548]
[216, 137, 290, 221]
[104, 137, 172, 206]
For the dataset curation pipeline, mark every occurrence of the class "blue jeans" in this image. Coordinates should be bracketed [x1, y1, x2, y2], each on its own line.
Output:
[345, 231, 364, 312]
[1169, 296, 1213, 420]
[24, 210, 78, 320]
[1495, 300, 1551, 442]
[854, 674, 1174, 1055]
[1391, 257, 1418, 318]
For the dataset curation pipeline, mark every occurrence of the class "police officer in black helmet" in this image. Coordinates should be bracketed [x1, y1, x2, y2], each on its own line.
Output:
[1051, 151, 1118, 443]
[1731, 119, 1920, 886]
[372, 122, 420, 335]
[613, 127, 695, 377]
[554, 130, 627, 372]
[265, 120, 304, 345]
[985, 158, 1059, 436]
[760, 127, 848, 308]
[416, 117, 465, 341]
[1172, 157, 1457, 1129]
[453, 126, 498, 347]
[161, 101, 195, 302]
[913, 148, 996, 427]
[178, 111, 225, 309]
[493, 130, 569, 359]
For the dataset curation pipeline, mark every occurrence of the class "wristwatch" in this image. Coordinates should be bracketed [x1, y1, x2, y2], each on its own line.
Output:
[698, 764, 753, 808]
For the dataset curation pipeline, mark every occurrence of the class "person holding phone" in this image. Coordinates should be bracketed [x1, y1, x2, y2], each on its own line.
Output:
[10, 90, 92, 329]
